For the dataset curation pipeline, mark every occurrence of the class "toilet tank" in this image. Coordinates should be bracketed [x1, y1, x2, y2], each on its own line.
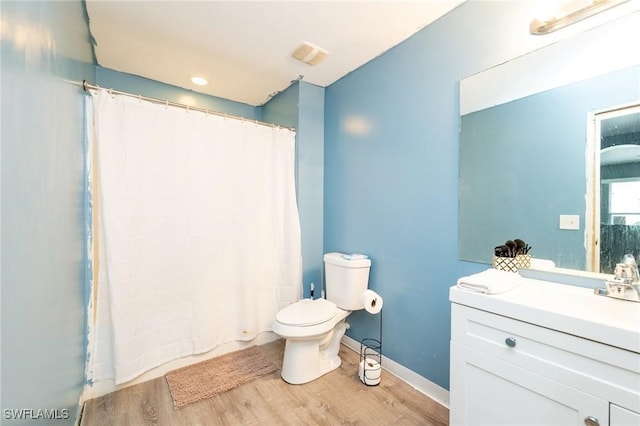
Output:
[324, 252, 371, 310]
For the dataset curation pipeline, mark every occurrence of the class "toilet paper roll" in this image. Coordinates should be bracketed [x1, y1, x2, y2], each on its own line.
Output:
[361, 289, 383, 314]
[358, 357, 381, 385]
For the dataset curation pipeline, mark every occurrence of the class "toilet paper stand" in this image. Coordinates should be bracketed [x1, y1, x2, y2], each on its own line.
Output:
[358, 311, 382, 386]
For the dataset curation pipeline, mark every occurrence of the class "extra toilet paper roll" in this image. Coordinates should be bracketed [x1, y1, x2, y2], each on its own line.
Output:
[361, 289, 383, 314]
[358, 357, 381, 385]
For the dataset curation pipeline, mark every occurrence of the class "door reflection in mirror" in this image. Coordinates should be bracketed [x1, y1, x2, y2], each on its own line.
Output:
[597, 107, 640, 273]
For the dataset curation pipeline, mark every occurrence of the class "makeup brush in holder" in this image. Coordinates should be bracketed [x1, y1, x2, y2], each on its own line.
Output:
[493, 238, 532, 272]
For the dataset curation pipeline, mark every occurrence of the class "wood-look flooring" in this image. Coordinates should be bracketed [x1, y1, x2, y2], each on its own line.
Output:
[80, 340, 449, 426]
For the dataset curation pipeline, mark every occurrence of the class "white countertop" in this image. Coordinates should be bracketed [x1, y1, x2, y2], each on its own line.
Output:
[450, 273, 640, 353]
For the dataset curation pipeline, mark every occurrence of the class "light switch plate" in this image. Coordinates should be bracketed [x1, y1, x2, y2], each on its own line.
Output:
[559, 214, 580, 230]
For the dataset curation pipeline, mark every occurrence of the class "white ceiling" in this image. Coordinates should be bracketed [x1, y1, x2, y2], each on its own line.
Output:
[86, 1, 465, 106]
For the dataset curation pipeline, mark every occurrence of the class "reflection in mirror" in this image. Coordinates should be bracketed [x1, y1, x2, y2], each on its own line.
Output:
[458, 7, 640, 273]
[459, 66, 640, 271]
[595, 106, 640, 273]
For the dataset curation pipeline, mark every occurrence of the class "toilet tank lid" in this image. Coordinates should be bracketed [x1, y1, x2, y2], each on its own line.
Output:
[276, 298, 337, 326]
[324, 252, 371, 268]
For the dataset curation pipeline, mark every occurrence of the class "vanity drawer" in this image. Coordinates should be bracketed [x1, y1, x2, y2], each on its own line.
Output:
[451, 303, 640, 413]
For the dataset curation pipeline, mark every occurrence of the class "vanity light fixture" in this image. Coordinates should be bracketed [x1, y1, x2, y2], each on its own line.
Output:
[190, 75, 208, 86]
[530, 0, 630, 34]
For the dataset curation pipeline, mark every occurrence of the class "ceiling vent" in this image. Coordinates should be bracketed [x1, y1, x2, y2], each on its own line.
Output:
[292, 42, 328, 66]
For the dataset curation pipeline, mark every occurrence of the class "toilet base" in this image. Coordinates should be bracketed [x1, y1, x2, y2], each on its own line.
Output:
[280, 320, 348, 384]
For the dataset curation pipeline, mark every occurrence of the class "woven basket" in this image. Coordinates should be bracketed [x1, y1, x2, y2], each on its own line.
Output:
[492, 254, 532, 273]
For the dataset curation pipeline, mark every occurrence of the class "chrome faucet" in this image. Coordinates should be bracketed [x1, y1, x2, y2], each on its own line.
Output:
[596, 254, 640, 302]
[615, 254, 640, 284]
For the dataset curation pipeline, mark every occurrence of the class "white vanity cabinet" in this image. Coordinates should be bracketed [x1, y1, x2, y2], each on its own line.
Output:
[450, 277, 640, 426]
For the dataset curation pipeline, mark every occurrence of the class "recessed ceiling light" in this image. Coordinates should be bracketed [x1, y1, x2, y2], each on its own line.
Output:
[190, 76, 208, 86]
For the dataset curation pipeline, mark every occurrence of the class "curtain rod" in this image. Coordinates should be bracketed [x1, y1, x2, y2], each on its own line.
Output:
[82, 80, 295, 132]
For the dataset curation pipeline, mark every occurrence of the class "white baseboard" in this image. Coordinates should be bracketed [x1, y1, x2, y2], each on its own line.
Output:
[341, 335, 450, 409]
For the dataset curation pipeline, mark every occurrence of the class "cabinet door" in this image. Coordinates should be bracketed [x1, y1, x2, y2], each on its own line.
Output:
[450, 342, 610, 426]
[610, 404, 640, 426]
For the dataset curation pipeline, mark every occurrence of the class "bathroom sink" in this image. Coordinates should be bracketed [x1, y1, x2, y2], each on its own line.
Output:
[450, 273, 640, 353]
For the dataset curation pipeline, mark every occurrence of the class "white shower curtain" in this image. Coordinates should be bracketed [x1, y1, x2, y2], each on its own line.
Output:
[89, 90, 301, 384]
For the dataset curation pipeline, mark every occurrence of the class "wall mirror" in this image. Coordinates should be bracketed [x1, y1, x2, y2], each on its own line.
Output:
[458, 14, 640, 272]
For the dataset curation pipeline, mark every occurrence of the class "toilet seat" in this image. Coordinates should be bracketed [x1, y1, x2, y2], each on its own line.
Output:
[276, 298, 337, 326]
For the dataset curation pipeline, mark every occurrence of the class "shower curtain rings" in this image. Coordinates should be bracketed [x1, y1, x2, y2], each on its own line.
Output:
[79, 80, 295, 131]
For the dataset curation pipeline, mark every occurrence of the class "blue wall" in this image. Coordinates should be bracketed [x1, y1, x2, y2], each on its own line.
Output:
[323, 1, 616, 390]
[295, 83, 325, 297]
[263, 81, 326, 298]
[1, 1, 94, 423]
[262, 82, 299, 129]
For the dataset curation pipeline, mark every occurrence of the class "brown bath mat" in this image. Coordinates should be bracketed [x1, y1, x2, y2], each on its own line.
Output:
[165, 345, 277, 410]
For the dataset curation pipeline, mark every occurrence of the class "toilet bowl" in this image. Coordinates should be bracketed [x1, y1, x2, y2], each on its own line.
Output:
[272, 252, 372, 385]
[272, 298, 350, 384]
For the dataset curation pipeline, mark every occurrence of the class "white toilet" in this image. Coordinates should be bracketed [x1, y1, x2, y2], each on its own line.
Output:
[272, 252, 371, 384]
